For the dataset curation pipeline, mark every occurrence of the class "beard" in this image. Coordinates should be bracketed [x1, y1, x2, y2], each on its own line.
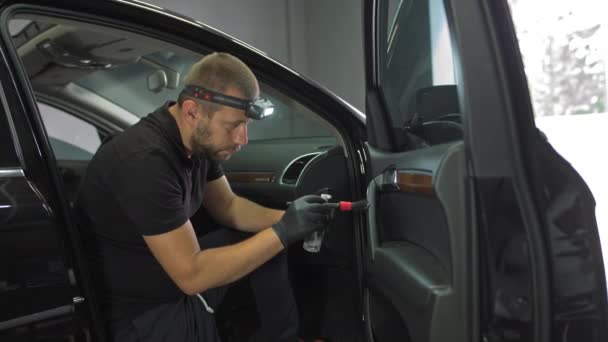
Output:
[190, 122, 238, 161]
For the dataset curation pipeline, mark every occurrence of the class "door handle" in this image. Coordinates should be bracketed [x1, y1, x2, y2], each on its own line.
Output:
[366, 166, 399, 260]
[381, 165, 400, 192]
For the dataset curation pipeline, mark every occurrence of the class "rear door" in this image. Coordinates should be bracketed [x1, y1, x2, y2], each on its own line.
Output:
[361, 1, 608, 342]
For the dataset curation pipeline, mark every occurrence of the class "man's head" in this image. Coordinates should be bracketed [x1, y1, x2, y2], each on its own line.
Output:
[177, 52, 259, 160]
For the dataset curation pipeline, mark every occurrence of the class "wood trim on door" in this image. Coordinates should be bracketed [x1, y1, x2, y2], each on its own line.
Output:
[396, 172, 434, 196]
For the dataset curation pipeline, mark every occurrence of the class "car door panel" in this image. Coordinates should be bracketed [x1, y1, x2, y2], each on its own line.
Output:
[366, 243, 449, 342]
[0, 172, 76, 329]
[364, 141, 468, 342]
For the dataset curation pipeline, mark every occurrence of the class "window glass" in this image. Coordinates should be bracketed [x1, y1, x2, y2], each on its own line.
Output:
[247, 85, 333, 141]
[38, 102, 101, 161]
[76, 54, 333, 141]
[76, 52, 196, 118]
[379, 0, 457, 128]
[10, 15, 334, 148]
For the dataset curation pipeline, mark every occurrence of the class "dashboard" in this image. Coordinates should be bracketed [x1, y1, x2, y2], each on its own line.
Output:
[222, 137, 345, 208]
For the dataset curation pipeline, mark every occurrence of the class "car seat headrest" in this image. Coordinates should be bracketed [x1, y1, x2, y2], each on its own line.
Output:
[415, 85, 460, 122]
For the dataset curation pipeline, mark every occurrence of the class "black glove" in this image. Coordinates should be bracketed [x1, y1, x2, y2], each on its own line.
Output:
[273, 195, 333, 247]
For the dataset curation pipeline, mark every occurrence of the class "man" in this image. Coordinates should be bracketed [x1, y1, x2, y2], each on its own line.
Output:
[78, 52, 332, 341]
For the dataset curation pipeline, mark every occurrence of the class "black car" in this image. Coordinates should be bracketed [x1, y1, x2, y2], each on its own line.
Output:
[0, 0, 606, 341]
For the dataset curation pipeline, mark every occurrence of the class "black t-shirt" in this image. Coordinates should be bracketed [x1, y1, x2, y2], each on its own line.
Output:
[79, 102, 223, 322]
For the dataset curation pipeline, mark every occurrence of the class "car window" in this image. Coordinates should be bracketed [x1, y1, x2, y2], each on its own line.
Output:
[10, 16, 334, 146]
[379, 0, 458, 128]
[38, 102, 101, 161]
[75, 54, 333, 142]
[75, 52, 196, 119]
[246, 85, 333, 140]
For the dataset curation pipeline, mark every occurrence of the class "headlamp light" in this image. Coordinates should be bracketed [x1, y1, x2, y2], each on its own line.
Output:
[181, 85, 274, 120]
[249, 98, 274, 119]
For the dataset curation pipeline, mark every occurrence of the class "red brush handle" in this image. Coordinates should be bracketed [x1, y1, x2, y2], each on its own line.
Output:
[339, 201, 353, 211]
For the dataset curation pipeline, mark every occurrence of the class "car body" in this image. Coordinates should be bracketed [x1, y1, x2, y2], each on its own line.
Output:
[0, 0, 606, 341]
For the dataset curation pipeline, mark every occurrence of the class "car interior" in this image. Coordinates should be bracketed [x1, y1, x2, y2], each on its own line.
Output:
[9, 13, 366, 341]
[7, 5, 472, 341]
[4, 1, 607, 341]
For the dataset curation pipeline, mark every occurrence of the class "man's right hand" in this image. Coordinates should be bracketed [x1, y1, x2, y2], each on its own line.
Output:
[272, 195, 332, 247]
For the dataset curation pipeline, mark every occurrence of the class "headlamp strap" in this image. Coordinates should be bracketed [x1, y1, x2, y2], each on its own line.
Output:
[182, 85, 249, 110]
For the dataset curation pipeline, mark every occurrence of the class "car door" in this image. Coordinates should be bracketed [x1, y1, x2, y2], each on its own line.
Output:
[0, 13, 105, 342]
[361, 1, 608, 342]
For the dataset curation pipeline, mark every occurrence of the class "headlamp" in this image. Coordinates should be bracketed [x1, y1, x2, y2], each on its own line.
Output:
[181, 85, 274, 120]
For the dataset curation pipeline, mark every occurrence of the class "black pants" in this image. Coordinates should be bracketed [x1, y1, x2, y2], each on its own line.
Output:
[112, 228, 299, 342]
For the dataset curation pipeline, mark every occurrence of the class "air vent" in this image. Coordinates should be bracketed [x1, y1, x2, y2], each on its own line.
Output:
[281, 153, 319, 184]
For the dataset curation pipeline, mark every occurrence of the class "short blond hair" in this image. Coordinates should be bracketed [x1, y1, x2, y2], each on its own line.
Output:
[180, 52, 259, 115]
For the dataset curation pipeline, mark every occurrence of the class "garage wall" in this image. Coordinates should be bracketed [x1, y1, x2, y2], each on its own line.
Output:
[144, 0, 365, 112]
[145, 0, 290, 62]
[293, 0, 365, 112]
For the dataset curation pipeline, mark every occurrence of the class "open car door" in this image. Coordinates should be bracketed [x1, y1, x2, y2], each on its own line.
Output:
[361, 0, 608, 341]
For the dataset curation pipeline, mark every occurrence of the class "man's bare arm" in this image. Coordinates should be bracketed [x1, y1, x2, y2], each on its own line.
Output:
[143, 220, 283, 295]
[203, 176, 283, 232]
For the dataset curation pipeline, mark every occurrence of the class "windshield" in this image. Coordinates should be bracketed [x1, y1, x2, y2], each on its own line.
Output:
[75, 52, 332, 141]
